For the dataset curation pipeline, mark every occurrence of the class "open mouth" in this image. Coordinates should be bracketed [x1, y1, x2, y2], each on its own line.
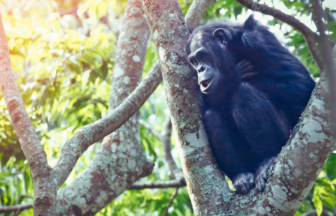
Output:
[200, 77, 213, 91]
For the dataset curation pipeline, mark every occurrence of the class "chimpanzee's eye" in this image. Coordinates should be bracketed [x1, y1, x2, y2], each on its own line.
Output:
[189, 57, 197, 66]
[197, 51, 208, 61]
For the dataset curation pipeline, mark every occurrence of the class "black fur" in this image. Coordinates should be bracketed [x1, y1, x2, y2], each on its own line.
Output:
[186, 15, 315, 194]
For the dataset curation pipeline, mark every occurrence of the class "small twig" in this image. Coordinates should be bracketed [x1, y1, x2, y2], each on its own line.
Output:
[235, 0, 324, 71]
[89, 99, 108, 105]
[17, 195, 33, 204]
[129, 178, 186, 190]
[139, 119, 162, 139]
[12, 194, 34, 215]
[311, 0, 336, 132]
[161, 117, 183, 179]
[13, 209, 22, 216]
[140, 117, 183, 179]
[0, 203, 33, 213]
[73, 94, 92, 106]
[162, 187, 179, 216]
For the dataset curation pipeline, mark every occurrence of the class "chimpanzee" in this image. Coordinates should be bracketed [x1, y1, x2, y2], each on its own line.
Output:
[186, 15, 315, 194]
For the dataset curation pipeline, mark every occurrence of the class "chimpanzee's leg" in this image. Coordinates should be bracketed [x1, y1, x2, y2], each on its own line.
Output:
[203, 109, 254, 194]
[231, 82, 291, 191]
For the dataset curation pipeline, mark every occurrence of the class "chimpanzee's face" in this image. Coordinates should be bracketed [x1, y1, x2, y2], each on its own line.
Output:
[187, 31, 232, 95]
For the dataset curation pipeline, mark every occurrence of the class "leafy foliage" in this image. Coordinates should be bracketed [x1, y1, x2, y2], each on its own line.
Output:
[0, 154, 34, 216]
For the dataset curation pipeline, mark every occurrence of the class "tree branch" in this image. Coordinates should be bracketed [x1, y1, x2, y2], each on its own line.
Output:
[235, 0, 325, 71]
[17, 195, 33, 205]
[185, 0, 214, 29]
[55, 1, 155, 214]
[0, 195, 33, 214]
[161, 117, 183, 179]
[52, 62, 161, 186]
[89, 99, 107, 105]
[311, 0, 336, 132]
[140, 117, 182, 179]
[140, 0, 213, 183]
[129, 178, 186, 190]
[0, 12, 56, 213]
[0, 203, 33, 213]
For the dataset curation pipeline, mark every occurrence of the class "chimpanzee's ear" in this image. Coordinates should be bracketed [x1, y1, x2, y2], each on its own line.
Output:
[213, 28, 230, 44]
[243, 14, 258, 31]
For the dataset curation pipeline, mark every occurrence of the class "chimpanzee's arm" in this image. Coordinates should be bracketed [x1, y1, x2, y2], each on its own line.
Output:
[202, 109, 254, 194]
[232, 82, 290, 155]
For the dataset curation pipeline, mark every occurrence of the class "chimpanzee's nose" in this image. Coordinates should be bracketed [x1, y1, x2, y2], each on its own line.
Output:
[198, 65, 207, 73]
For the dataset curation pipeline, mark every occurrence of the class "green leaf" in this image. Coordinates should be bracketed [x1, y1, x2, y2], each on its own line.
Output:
[313, 189, 323, 216]
[325, 153, 336, 180]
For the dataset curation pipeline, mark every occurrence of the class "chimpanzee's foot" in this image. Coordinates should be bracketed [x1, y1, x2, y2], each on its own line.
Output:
[255, 156, 276, 192]
[233, 172, 254, 194]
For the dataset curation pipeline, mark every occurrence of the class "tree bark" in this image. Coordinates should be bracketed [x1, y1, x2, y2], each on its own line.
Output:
[184, 0, 214, 29]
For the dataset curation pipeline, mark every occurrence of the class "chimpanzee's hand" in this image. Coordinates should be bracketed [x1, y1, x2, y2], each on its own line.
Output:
[255, 156, 276, 192]
[235, 60, 258, 80]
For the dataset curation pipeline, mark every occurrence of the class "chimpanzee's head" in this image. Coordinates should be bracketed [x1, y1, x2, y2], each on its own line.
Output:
[186, 25, 237, 94]
[186, 15, 272, 95]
